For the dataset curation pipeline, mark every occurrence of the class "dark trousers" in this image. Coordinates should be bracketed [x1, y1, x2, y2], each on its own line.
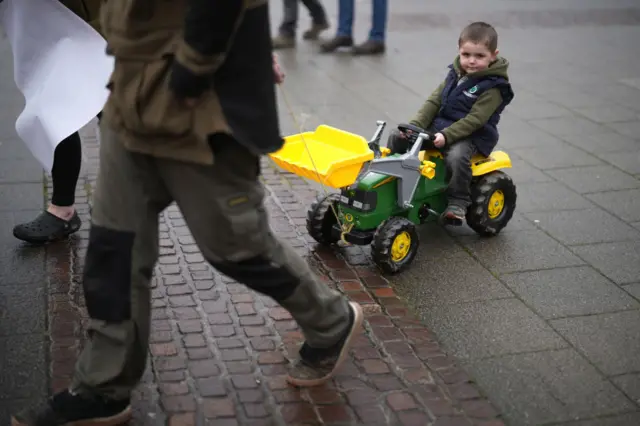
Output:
[386, 129, 477, 208]
[279, 0, 328, 36]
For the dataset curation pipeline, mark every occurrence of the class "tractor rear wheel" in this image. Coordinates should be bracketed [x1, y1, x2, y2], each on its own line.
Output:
[466, 171, 517, 236]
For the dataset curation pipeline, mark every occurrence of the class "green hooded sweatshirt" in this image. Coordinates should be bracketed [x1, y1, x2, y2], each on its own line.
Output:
[409, 55, 511, 145]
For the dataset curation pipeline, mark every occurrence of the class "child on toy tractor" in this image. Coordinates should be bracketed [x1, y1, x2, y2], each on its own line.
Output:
[387, 21, 514, 226]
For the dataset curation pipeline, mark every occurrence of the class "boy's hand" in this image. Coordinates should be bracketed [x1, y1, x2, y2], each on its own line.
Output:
[434, 133, 446, 148]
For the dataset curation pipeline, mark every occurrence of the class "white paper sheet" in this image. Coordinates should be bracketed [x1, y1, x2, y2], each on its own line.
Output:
[0, 0, 114, 172]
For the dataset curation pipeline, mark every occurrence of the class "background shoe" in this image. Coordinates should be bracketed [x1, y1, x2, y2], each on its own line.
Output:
[303, 22, 329, 40]
[13, 211, 81, 244]
[352, 39, 386, 55]
[272, 34, 296, 49]
[319, 35, 354, 53]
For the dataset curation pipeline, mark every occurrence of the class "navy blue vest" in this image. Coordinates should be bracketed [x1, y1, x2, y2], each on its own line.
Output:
[432, 65, 514, 156]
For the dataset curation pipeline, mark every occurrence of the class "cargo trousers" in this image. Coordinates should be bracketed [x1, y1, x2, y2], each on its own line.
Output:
[70, 122, 351, 399]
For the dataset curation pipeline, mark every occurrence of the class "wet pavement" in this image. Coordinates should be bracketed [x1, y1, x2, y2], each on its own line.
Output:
[1, 0, 640, 425]
[0, 35, 49, 423]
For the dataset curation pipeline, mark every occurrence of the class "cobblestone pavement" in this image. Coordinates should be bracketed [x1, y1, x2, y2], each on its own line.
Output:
[44, 125, 502, 425]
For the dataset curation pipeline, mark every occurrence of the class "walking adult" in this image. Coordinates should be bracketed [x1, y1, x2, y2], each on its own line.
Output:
[12, 1, 363, 424]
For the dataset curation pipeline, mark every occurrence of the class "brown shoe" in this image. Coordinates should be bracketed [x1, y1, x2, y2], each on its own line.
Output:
[319, 35, 354, 53]
[286, 302, 364, 387]
[273, 34, 295, 49]
[302, 22, 330, 40]
[352, 39, 386, 55]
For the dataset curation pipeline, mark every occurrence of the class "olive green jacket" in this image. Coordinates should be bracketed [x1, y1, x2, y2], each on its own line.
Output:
[60, 0, 103, 35]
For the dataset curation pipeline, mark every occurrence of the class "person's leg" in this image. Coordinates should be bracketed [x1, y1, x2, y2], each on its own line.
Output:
[353, 0, 387, 55]
[12, 122, 172, 426]
[320, 0, 354, 52]
[273, 0, 299, 48]
[161, 135, 363, 386]
[300, 0, 329, 40]
[13, 132, 83, 243]
[441, 139, 476, 224]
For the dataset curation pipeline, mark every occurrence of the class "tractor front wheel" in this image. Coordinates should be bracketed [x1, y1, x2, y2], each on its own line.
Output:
[306, 193, 341, 245]
[466, 171, 517, 236]
[371, 217, 420, 274]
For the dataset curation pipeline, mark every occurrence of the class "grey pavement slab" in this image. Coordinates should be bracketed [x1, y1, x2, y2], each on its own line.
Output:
[392, 243, 512, 307]
[508, 99, 574, 121]
[608, 121, 640, 140]
[551, 311, 640, 376]
[546, 165, 640, 194]
[512, 143, 604, 170]
[561, 133, 640, 155]
[420, 298, 567, 360]
[563, 413, 640, 426]
[574, 105, 640, 124]
[0, 35, 49, 420]
[509, 181, 594, 212]
[612, 374, 640, 406]
[501, 266, 639, 319]
[571, 241, 640, 285]
[525, 208, 640, 246]
[458, 230, 585, 274]
[624, 284, 640, 300]
[0, 334, 48, 400]
[528, 116, 613, 138]
[0, 284, 46, 337]
[0, 183, 44, 211]
[463, 349, 636, 426]
[598, 151, 640, 176]
[586, 189, 640, 223]
[501, 154, 555, 184]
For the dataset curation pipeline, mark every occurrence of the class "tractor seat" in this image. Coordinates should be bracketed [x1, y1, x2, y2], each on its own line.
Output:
[418, 149, 512, 177]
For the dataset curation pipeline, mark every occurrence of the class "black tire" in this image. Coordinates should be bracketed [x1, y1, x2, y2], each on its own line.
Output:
[371, 216, 420, 274]
[306, 193, 341, 245]
[466, 171, 517, 237]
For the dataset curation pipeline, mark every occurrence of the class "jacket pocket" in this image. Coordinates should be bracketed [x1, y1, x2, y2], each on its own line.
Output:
[109, 58, 194, 138]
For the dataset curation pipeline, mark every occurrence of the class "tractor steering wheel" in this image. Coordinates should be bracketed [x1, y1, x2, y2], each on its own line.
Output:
[397, 123, 434, 143]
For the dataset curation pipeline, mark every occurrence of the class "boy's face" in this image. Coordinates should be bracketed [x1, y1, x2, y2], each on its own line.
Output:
[458, 41, 498, 74]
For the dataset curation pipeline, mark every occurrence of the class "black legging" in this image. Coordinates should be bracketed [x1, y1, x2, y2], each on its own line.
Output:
[50, 131, 82, 207]
[50, 112, 101, 207]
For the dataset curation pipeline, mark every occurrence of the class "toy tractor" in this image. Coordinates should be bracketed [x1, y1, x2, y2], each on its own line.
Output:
[269, 120, 517, 274]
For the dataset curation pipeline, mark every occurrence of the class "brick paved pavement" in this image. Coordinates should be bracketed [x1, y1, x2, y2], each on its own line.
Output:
[44, 124, 503, 425]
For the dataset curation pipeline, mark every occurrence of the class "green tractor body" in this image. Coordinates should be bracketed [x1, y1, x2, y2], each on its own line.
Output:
[331, 154, 449, 244]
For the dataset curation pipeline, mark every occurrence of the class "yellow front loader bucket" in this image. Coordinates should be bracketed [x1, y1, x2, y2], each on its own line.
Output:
[269, 125, 374, 189]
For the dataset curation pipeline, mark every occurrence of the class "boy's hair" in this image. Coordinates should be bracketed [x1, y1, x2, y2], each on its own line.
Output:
[459, 22, 498, 52]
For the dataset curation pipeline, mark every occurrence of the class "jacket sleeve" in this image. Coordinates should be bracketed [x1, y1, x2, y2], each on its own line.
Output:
[408, 80, 445, 130]
[441, 88, 503, 144]
[170, 0, 245, 99]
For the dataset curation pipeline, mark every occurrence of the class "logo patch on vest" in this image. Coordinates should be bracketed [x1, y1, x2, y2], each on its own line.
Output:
[463, 85, 479, 99]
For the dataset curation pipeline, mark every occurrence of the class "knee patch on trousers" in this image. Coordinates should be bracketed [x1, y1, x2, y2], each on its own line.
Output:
[83, 225, 135, 322]
[210, 255, 299, 301]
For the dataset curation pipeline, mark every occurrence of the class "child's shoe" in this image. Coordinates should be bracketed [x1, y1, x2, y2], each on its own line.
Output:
[440, 204, 466, 226]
